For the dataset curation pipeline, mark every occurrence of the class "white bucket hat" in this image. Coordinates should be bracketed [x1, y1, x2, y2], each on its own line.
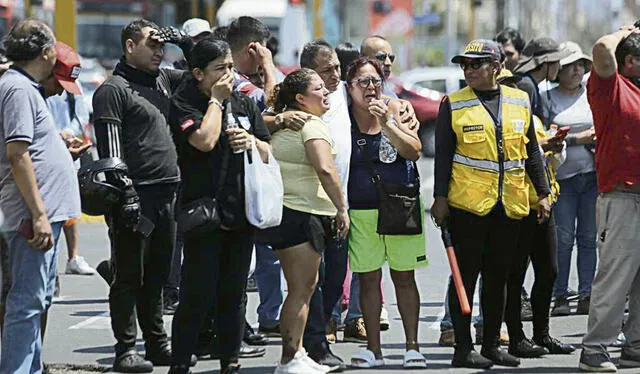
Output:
[559, 41, 592, 71]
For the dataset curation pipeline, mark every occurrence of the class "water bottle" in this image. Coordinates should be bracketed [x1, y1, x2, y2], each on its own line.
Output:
[547, 124, 558, 138]
[379, 115, 398, 163]
[225, 101, 243, 154]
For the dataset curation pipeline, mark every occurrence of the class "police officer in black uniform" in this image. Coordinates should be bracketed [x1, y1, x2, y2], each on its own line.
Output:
[92, 19, 193, 373]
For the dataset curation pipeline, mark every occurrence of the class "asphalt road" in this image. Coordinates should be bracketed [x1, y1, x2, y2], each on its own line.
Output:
[18, 157, 633, 373]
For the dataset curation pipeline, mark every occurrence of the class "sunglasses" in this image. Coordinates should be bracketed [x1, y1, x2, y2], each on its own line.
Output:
[352, 77, 383, 88]
[459, 59, 492, 71]
[375, 52, 396, 63]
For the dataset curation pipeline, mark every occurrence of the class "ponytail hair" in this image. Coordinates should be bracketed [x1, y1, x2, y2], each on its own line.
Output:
[267, 68, 317, 113]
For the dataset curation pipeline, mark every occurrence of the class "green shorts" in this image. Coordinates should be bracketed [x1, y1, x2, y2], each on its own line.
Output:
[348, 204, 428, 273]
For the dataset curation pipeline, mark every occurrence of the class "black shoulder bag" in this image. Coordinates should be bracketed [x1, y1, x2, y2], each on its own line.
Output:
[355, 133, 422, 236]
[176, 142, 230, 236]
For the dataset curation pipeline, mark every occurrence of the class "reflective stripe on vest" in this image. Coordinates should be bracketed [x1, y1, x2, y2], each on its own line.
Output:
[447, 85, 532, 219]
[453, 154, 524, 173]
[450, 98, 482, 110]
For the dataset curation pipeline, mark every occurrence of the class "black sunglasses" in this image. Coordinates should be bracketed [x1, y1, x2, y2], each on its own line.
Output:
[459, 59, 493, 71]
[351, 77, 383, 88]
[375, 52, 395, 63]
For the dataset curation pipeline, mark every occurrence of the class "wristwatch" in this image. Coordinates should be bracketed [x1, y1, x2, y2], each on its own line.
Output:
[275, 113, 285, 129]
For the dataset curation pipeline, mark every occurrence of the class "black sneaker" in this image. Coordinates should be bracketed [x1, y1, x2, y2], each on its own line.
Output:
[620, 351, 640, 368]
[452, 349, 493, 369]
[534, 335, 576, 355]
[521, 297, 534, 321]
[481, 347, 521, 367]
[308, 341, 346, 372]
[244, 323, 268, 346]
[577, 295, 591, 315]
[258, 324, 281, 337]
[579, 349, 617, 372]
[551, 297, 571, 316]
[508, 338, 548, 358]
[113, 350, 153, 373]
[146, 345, 197, 367]
[96, 259, 114, 286]
[567, 288, 580, 301]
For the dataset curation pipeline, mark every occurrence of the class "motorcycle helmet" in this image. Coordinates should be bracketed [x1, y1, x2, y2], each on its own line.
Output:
[77, 158, 130, 216]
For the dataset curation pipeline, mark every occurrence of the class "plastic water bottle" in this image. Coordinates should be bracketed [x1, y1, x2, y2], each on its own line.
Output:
[225, 102, 243, 154]
[379, 115, 398, 163]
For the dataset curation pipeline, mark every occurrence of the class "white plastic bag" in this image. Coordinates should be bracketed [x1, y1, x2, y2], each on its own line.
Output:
[244, 139, 283, 229]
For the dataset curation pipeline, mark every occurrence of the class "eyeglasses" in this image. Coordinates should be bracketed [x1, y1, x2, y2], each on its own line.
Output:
[375, 52, 396, 63]
[351, 77, 383, 88]
[459, 59, 492, 71]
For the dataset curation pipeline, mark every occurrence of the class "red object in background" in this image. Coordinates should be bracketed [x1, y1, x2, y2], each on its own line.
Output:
[388, 77, 440, 123]
[289, 0, 304, 4]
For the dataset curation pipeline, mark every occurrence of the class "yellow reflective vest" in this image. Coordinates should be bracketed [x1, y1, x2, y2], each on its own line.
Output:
[447, 85, 532, 219]
[527, 115, 560, 210]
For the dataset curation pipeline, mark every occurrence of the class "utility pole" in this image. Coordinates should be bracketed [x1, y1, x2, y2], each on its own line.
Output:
[313, 0, 323, 38]
[467, 0, 477, 42]
[55, 0, 77, 48]
[496, 0, 505, 34]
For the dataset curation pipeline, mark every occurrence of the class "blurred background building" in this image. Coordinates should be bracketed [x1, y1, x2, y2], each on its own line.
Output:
[0, 0, 638, 71]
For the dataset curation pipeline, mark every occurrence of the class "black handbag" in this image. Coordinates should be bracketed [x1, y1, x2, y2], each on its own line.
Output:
[355, 133, 422, 236]
[176, 140, 230, 236]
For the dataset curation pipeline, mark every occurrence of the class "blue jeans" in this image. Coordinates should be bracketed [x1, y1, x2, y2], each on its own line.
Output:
[254, 243, 282, 328]
[330, 273, 362, 324]
[304, 236, 348, 346]
[0, 221, 63, 374]
[553, 172, 598, 298]
[441, 275, 483, 332]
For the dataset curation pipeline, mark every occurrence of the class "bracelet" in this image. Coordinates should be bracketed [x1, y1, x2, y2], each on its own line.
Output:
[208, 98, 223, 110]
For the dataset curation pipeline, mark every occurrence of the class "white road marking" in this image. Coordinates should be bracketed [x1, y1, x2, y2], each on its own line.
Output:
[69, 313, 173, 330]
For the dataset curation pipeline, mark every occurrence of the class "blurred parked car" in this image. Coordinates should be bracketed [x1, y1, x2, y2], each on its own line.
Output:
[398, 66, 466, 95]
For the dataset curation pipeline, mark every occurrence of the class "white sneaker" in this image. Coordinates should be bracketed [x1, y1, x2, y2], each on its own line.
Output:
[274, 350, 329, 374]
[298, 349, 331, 373]
[65, 256, 96, 275]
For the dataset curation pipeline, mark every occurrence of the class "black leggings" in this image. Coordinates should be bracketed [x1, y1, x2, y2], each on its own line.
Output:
[171, 228, 254, 366]
[505, 211, 558, 341]
[448, 206, 521, 352]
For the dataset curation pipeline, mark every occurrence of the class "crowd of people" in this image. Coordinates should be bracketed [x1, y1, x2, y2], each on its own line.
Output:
[0, 12, 638, 374]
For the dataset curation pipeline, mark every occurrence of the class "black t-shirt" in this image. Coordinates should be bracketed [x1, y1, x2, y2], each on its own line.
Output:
[93, 61, 186, 185]
[170, 76, 270, 226]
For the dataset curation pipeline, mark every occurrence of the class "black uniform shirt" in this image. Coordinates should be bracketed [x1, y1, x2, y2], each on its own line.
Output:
[170, 76, 270, 226]
[93, 61, 186, 185]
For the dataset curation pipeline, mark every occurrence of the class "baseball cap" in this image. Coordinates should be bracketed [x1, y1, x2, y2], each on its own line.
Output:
[514, 37, 572, 73]
[53, 41, 82, 95]
[182, 18, 212, 38]
[451, 39, 502, 63]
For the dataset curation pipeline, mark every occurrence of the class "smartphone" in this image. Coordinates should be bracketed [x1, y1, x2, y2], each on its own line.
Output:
[18, 218, 34, 240]
[136, 215, 155, 238]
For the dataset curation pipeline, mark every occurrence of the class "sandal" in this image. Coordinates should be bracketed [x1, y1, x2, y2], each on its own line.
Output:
[403, 349, 427, 369]
[350, 349, 385, 368]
